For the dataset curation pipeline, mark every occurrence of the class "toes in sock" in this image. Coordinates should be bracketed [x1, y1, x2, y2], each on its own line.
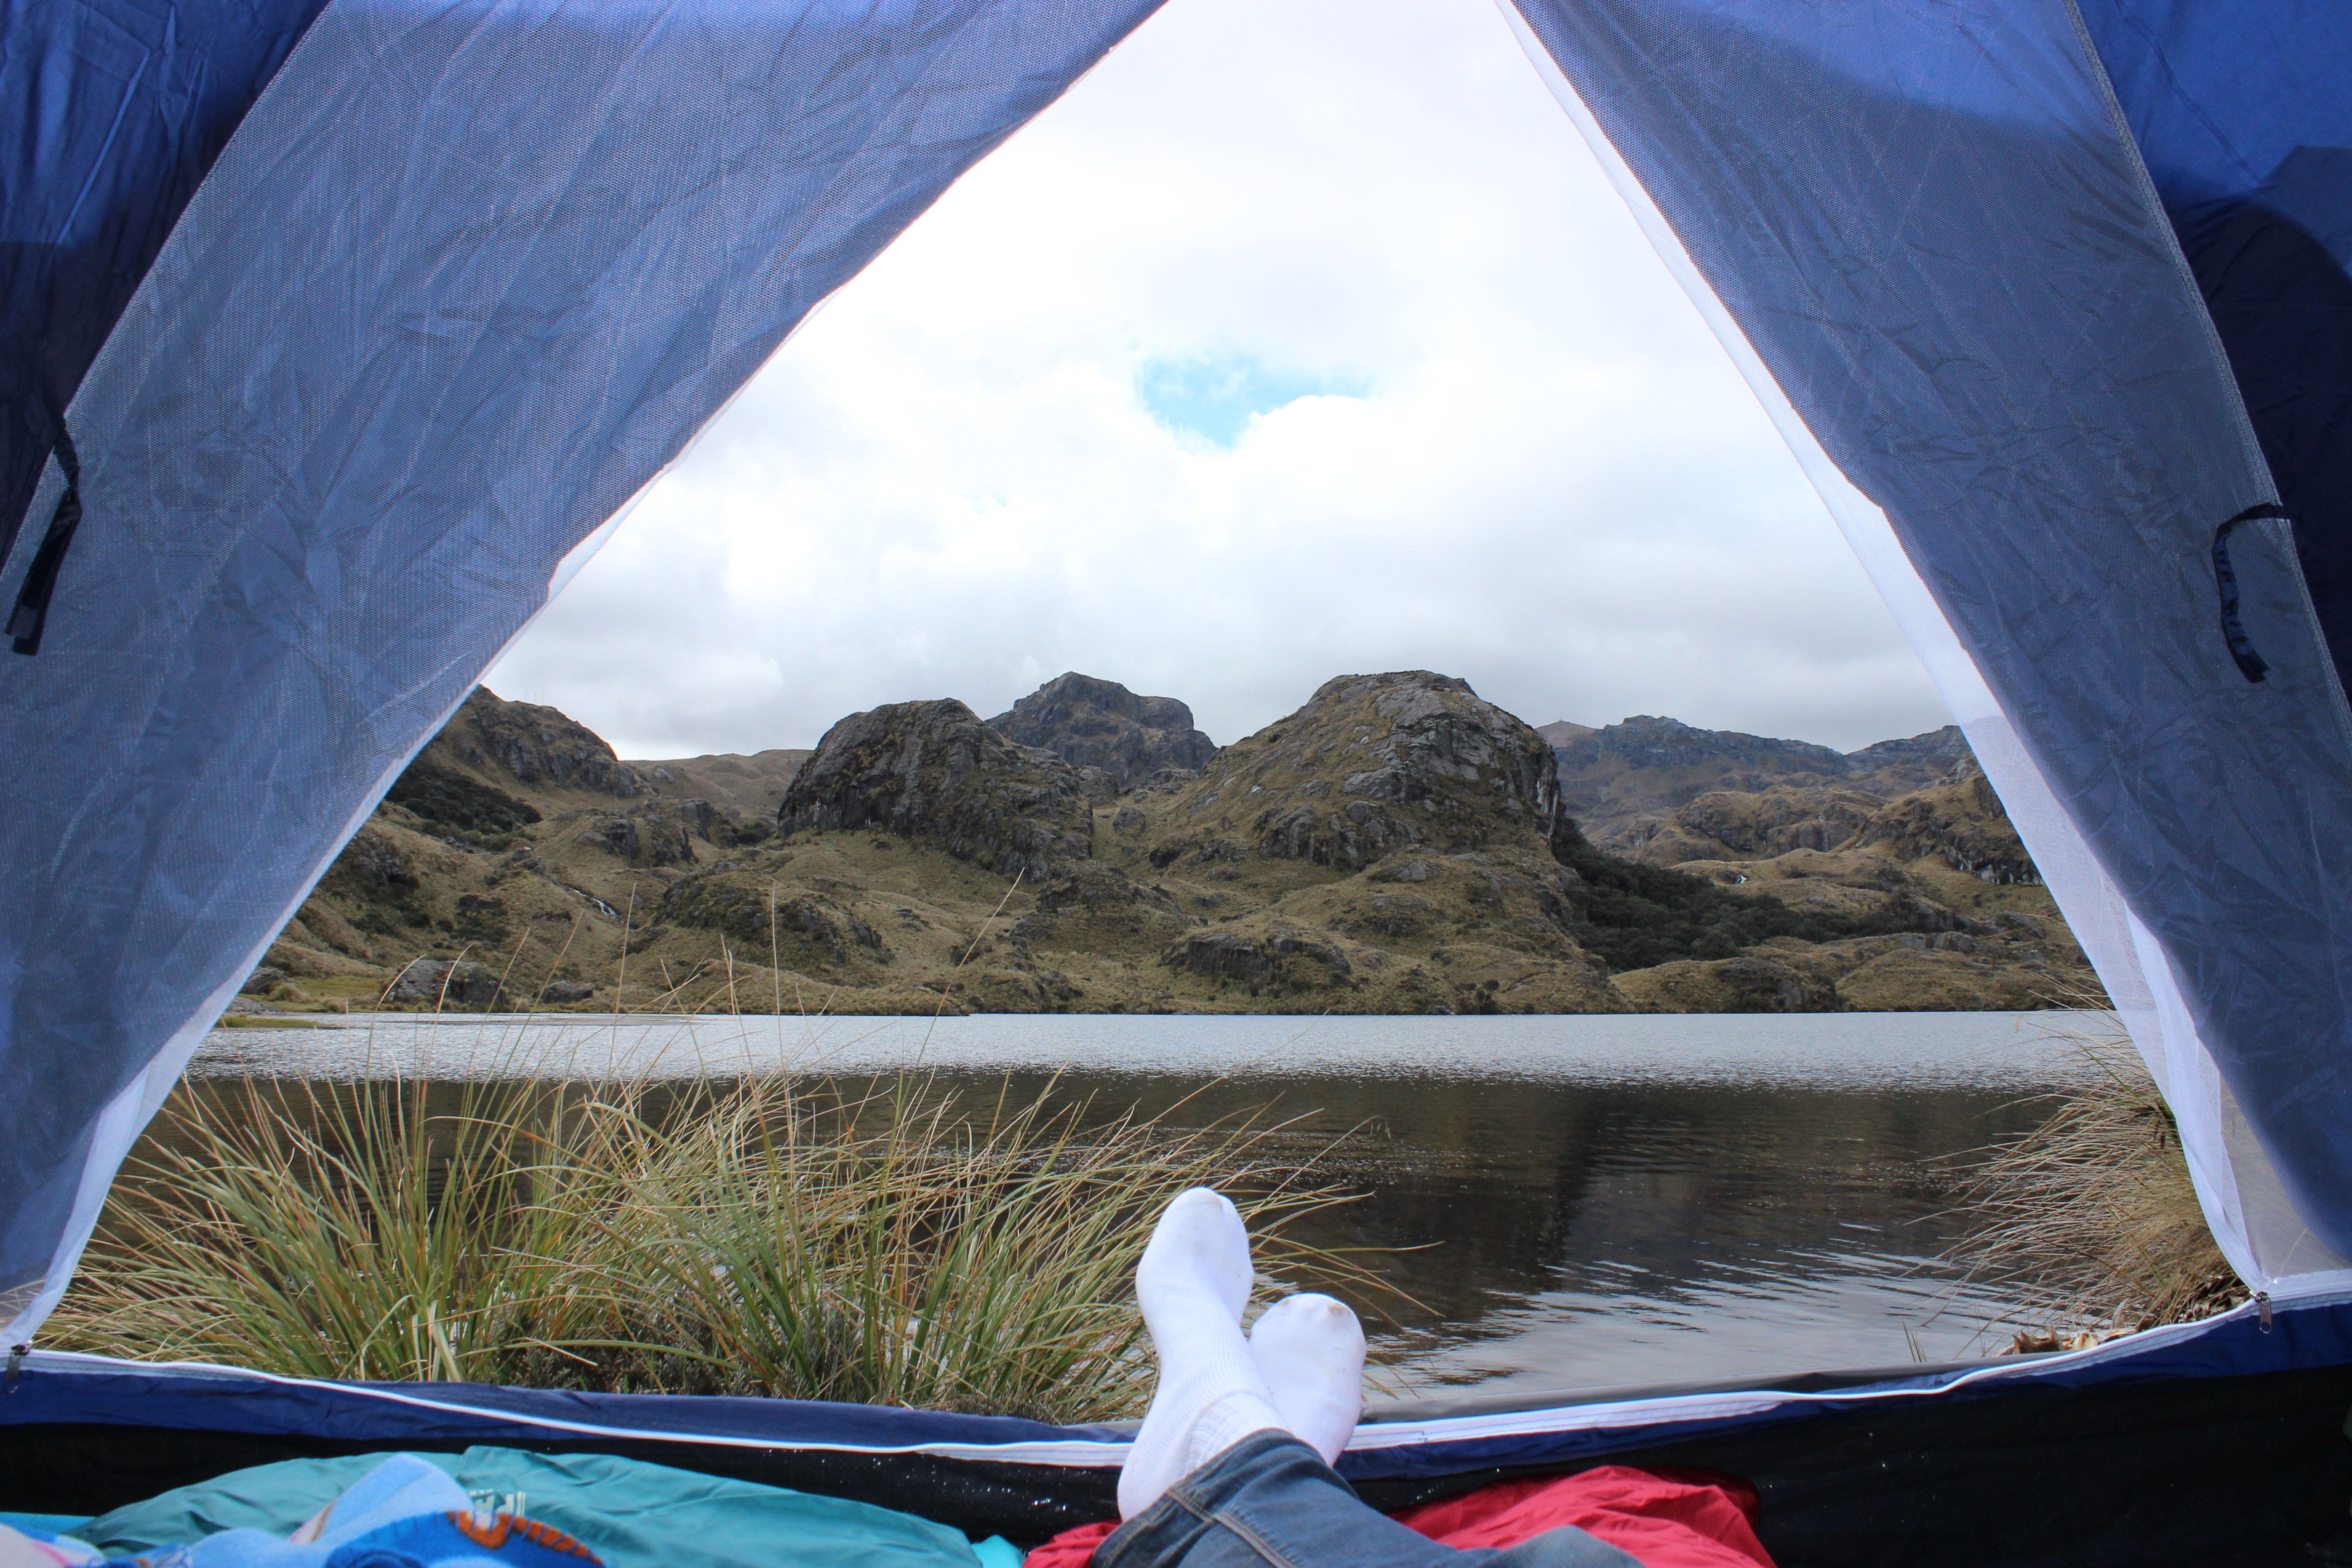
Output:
[1249, 1293, 1364, 1466]
[1118, 1189, 1289, 1519]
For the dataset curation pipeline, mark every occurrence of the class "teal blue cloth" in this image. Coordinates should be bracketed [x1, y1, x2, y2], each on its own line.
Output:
[79, 1447, 1004, 1568]
[0, 1513, 93, 1536]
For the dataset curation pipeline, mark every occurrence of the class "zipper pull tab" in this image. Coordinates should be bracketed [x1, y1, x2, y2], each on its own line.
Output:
[2258, 1291, 2274, 1333]
[3, 1343, 26, 1393]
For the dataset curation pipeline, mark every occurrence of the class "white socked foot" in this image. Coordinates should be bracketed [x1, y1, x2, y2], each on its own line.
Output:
[1117, 1188, 1290, 1519]
[1249, 1292, 1365, 1465]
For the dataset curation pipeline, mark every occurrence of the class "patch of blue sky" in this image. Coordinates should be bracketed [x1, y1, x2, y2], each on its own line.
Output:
[1136, 354, 1371, 446]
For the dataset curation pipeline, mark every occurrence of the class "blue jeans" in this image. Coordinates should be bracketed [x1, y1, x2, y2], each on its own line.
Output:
[1096, 1431, 1642, 1568]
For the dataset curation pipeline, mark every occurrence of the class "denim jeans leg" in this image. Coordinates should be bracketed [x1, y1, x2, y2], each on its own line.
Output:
[1094, 1431, 1641, 1568]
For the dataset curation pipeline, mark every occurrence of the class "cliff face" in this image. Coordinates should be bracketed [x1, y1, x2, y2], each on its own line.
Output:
[986, 672, 1217, 789]
[778, 699, 1095, 882]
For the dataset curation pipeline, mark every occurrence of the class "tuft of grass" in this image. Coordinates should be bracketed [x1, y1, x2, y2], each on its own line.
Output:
[45, 1068, 1384, 1423]
[1943, 1002, 2244, 1337]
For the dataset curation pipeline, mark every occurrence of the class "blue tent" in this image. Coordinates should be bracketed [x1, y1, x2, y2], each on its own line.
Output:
[6, 0, 2352, 1558]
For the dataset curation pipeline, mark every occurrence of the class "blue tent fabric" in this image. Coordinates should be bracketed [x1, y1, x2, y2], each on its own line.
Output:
[2073, 3, 2352, 701]
[0, 0, 1162, 1333]
[1504, 0, 2352, 1261]
[4, 1289, 2346, 1485]
[0, 0, 329, 572]
[0, 1357, 1124, 1454]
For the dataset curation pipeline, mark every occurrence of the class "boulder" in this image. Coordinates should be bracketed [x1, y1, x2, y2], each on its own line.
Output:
[342, 828, 417, 888]
[986, 672, 1217, 790]
[539, 980, 596, 1004]
[1164, 924, 1352, 988]
[240, 967, 286, 995]
[575, 805, 700, 867]
[779, 699, 1094, 882]
[384, 959, 507, 1010]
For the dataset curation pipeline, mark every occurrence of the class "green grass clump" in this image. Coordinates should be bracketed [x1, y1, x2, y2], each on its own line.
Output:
[44, 1071, 1374, 1423]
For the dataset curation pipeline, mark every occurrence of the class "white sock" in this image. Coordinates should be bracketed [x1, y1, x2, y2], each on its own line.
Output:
[1249, 1293, 1365, 1465]
[1117, 1189, 1290, 1519]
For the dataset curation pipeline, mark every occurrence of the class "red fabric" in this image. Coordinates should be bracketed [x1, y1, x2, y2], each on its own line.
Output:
[1026, 1520, 1118, 1568]
[1022, 1466, 1774, 1568]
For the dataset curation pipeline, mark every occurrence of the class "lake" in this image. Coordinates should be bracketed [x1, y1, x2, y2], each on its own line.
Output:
[194, 1010, 2103, 1400]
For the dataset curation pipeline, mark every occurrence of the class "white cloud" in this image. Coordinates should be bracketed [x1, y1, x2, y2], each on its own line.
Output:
[486, 0, 1948, 759]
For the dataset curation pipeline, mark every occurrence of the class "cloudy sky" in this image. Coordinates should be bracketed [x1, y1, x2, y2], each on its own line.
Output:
[485, 0, 1950, 761]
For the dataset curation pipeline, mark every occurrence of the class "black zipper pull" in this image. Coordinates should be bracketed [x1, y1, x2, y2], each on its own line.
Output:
[2212, 503, 2288, 684]
[6, 430, 81, 657]
[2258, 1291, 2274, 1333]
[3, 1343, 26, 1393]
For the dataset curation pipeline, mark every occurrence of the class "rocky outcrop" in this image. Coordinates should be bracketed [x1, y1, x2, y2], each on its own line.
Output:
[573, 804, 702, 867]
[383, 958, 508, 1010]
[340, 828, 418, 888]
[986, 673, 1217, 790]
[1145, 671, 1564, 873]
[1845, 724, 1970, 791]
[779, 699, 1094, 882]
[1163, 924, 1353, 988]
[1636, 786, 1887, 861]
[661, 871, 887, 966]
[441, 688, 642, 798]
[1851, 759, 2040, 884]
[383, 758, 542, 840]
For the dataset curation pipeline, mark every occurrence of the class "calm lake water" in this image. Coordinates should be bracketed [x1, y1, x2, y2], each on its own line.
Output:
[195, 1011, 2102, 1399]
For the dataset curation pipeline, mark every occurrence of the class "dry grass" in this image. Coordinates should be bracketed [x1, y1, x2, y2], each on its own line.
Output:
[1945, 1003, 2245, 1339]
[44, 1068, 1383, 1423]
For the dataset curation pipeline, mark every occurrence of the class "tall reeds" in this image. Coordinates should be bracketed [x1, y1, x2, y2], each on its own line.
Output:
[1944, 1003, 2244, 1336]
[46, 1068, 1377, 1423]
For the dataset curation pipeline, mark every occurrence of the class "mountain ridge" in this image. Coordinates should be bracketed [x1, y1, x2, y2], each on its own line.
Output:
[248, 678, 2092, 1016]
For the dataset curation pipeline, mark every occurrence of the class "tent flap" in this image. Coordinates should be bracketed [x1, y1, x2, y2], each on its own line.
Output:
[0, 0, 1163, 1341]
[1504, 0, 2352, 1272]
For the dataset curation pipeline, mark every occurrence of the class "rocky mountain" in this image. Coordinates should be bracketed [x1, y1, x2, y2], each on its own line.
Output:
[985, 672, 1216, 789]
[1140, 672, 1566, 872]
[778, 699, 1098, 881]
[250, 677, 2095, 1017]
[1551, 714, 1970, 841]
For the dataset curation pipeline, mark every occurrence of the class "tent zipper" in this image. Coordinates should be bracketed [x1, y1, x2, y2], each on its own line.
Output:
[6, 429, 82, 657]
[2211, 504, 2288, 684]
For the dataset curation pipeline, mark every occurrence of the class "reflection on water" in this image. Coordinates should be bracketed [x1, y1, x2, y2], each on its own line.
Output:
[194, 1012, 2099, 1395]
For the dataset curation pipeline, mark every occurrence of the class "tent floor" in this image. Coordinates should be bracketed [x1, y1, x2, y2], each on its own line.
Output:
[5, 1364, 2349, 1563]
